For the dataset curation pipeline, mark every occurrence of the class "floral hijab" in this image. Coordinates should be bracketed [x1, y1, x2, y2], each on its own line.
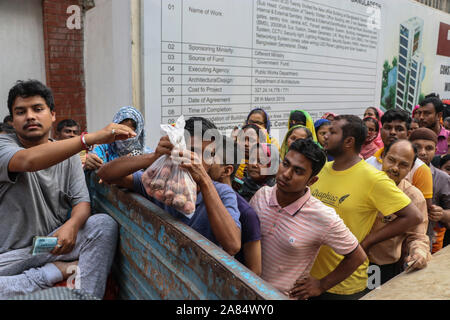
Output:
[110, 106, 146, 157]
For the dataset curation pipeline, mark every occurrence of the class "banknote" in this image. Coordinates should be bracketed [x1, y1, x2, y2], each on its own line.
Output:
[30, 236, 58, 255]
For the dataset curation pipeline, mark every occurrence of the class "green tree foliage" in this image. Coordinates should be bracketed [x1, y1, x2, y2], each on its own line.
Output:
[385, 86, 396, 110]
[418, 93, 425, 104]
[392, 57, 397, 67]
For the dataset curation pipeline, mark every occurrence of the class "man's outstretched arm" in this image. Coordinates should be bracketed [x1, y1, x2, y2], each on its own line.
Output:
[9, 123, 135, 173]
[97, 136, 174, 189]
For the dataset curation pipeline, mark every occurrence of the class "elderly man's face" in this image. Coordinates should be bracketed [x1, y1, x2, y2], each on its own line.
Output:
[382, 140, 415, 185]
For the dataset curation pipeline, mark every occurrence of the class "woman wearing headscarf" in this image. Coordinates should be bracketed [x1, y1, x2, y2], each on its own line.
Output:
[361, 116, 380, 160]
[321, 112, 337, 121]
[314, 119, 331, 148]
[238, 143, 279, 201]
[288, 110, 317, 141]
[246, 108, 280, 151]
[363, 107, 384, 148]
[85, 106, 151, 170]
[412, 105, 420, 120]
[280, 125, 315, 160]
[234, 123, 271, 188]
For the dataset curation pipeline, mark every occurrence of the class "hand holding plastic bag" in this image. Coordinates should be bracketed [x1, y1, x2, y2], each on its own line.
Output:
[141, 116, 197, 215]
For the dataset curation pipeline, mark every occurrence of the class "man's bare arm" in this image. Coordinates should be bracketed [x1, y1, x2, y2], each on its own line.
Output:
[97, 153, 159, 189]
[9, 123, 135, 173]
[178, 150, 241, 256]
[243, 241, 262, 276]
[198, 178, 241, 255]
[51, 201, 91, 255]
[361, 202, 423, 251]
[98, 136, 174, 189]
[289, 245, 367, 299]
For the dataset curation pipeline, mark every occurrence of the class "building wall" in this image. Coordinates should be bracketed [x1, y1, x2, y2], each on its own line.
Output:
[415, 0, 450, 13]
[0, 0, 46, 121]
[84, 0, 133, 133]
[42, 0, 87, 132]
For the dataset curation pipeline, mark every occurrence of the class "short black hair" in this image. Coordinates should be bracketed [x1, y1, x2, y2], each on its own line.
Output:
[240, 123, 267, 144]
[440, 154, 450, 168]
[3, 115, 12, 123]
[384, 139, 418, 167]
[420, 97, 444, 114]
[381, 109, 411, 130]
[287, 138, 326, 177]
[334, 115, 367, 153]
[425, 93, 440, 99]
[443, 103, 450, 119]
[0, 123, 14, 134]
[242, 123, 261, 132]
[7, 80, 55, 116]
[56, 119, 80, 132]
[217, 136, 243, 180]
[184, 117, 219, 142]
[412, 118, 420, 124]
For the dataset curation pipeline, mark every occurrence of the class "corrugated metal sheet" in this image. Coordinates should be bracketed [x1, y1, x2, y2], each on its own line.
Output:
[87, 172, 286, 300]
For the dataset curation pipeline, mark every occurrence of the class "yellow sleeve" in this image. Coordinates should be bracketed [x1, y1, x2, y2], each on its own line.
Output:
[235, 160, 247, 180]
[412, 165, 433, 199]
[269, 136, 280, 152]
[369, 172, 412, 216]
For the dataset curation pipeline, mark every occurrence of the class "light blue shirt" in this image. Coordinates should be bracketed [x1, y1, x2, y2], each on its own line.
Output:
[132, 171, 241, 246]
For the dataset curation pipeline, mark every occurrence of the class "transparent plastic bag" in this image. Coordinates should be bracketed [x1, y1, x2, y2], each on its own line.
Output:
[141, 116, 197, 215]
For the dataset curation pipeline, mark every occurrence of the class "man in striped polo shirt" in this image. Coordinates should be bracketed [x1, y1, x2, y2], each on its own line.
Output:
[249, 138, 367, 299]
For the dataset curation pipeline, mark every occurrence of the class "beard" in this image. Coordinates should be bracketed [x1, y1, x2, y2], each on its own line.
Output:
[17, 130, 46, 143]
[326, 140, 345, 157]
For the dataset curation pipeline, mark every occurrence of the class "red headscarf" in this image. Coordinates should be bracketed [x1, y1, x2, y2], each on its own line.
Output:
[372, 107, 384, 148]
[361, 116, 380, 159]
[322, 112, 337, 120]
[412, 105, 420, 119]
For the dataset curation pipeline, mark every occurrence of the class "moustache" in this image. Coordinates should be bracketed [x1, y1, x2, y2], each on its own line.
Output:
[23, 123, 42, 129]
[386, 170, 399, 177]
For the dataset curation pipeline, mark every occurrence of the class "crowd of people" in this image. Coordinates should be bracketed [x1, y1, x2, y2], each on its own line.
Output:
[0, 79, 449, 300]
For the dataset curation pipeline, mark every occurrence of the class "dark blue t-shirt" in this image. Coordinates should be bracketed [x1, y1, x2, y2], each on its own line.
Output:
[132, 171, 241, 247]
[234, 192, 261, 265]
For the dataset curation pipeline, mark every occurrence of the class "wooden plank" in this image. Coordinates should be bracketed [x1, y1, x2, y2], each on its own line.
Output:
[361, 245, 450, 300]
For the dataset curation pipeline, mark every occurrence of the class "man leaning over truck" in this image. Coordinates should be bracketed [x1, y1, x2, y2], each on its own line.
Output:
[98, 117, 242, 256]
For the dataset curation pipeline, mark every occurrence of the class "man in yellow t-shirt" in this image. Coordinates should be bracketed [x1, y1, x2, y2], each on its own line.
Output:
[310, 115, 422, 299]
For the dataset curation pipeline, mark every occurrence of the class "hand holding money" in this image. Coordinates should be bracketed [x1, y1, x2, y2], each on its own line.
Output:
[51, 221, 78, 255]
[30, 237, 58, 255]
